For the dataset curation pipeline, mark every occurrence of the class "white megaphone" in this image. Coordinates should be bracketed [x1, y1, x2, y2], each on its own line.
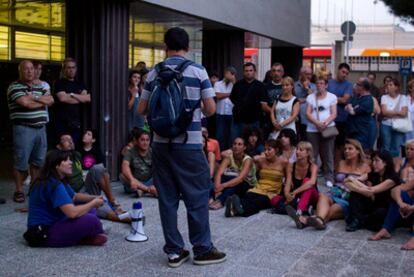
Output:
[118, 201, 148, 242]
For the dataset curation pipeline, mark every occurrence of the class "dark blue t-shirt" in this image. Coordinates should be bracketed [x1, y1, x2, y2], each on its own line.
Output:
[328, 79, 353, 122]
[347, 94, 374, 136]
[27, 178, 75, 228]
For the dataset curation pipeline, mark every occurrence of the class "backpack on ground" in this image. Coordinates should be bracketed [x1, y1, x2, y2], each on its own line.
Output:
[148, 59, 198, 142]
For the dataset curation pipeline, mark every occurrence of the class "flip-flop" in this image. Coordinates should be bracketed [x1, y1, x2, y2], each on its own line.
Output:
[308, 216, 326, 230]
[286, 205, 305, 229]
[13, 191, 25, 203]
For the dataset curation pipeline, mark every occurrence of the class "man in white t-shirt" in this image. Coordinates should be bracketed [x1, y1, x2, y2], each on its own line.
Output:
[215, 66, 236, 151]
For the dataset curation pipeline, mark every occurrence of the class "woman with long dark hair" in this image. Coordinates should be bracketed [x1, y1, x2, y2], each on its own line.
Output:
[210, 137, 257, 210]
[24, 149, 106, 247]
[128, 70, 145, 131]
[345, 150, 401, 232]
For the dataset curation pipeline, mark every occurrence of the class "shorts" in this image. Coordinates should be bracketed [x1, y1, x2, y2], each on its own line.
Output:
[13, 124, 47, 171]
[326, 193, 349, 217]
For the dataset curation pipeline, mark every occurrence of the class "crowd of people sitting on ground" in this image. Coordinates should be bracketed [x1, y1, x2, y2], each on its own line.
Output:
[6, 52, 414, 251]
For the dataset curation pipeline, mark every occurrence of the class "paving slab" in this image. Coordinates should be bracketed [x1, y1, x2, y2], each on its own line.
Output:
[1, 180, 414, 276]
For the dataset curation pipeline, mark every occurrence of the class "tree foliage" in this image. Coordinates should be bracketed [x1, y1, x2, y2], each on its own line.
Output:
[381, 0, 414, 24]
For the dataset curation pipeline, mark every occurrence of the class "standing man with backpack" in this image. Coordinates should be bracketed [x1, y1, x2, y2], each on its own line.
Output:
[138, 27, 226, 268]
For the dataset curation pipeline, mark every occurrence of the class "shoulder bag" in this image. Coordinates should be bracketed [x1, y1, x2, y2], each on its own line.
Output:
[315, 95, 338, 138]
[391, 95, 412, 133]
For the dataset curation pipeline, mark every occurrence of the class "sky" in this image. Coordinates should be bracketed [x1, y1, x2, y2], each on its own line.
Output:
[311, 0, 414, 31]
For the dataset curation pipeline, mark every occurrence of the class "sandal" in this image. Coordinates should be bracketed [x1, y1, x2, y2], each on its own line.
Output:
[209, 200, 223, 210]
[308, 216, 326, 230]
[13, 191, 25, 203]
[111, 201, 126, 214]
[286, 205, 306, 229]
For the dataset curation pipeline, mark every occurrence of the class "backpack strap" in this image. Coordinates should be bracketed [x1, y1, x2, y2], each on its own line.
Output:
[175, 59, 194, 74]
[154, 62, 165, 73]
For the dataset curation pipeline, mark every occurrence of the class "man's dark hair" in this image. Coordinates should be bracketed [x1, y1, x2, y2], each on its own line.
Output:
[243, 62, 256, 71]
[367, 72, 376, 79]
[271, 62, 284, 70]
[132, 128, 150, 141]
[136, 61, 146, 67]
[360, 78, 371, 91]
[164, 27, 189, 51]
[338, 62, 350, 71]
[62, 57, 76, 69]
[55, 132, 72, 147]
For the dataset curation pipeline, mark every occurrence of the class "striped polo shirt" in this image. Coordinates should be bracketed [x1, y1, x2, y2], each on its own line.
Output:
[7, 81, 48, 126]
[141, 56, 215, 150]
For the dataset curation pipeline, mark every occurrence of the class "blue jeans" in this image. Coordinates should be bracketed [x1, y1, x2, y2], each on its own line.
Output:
[231, 121, 260, 142]
[152, 144, 213, 256]
[383, 191, 414, 232]
[215, 175, 250, 204]
[380, 124, 405, 157]
[216, 114, 233, 151]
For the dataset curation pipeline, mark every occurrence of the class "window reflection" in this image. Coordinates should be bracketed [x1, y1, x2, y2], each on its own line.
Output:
[129, 17, 202, 68]
[0, 25, 9, 60]
[0, 0, 65, 61]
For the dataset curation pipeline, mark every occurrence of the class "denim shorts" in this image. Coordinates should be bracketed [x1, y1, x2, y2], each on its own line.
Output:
[327, 194, 349, 217]
[13, 124, 47, 171]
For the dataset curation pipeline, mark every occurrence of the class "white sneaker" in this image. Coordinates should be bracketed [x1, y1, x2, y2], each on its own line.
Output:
[23, 175, 31, 186]
[326, 180, 333, 188]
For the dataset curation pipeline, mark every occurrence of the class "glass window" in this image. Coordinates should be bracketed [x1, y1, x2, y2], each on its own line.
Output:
[0, 0, 65, 62]
[0, 25, 9, 60]
[15, 31, 49, 60]
[50, 35, 64, 61]
[15, 31, 64, 61]
[0, 0, 10, 24]
[129, 14, 202, 69]
[14, 0, 64, 30]
[51, 2, 65, 29]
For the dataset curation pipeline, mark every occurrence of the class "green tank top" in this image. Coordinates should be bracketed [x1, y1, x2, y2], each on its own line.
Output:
[226, 154, 257, 186]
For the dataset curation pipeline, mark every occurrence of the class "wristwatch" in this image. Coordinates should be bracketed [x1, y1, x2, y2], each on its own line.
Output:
[70, 93, 74, 98]
[34, 95, 40, 101]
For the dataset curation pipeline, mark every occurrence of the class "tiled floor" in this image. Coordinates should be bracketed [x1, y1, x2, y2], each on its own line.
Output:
[1, 180, 414, 277]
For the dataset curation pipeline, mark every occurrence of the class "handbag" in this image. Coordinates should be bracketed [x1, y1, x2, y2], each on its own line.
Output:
[391, 95, 412, 133]
[23, 225, 50, 247]
[315, 96, 338, 138]
[321, 126, 339, 138]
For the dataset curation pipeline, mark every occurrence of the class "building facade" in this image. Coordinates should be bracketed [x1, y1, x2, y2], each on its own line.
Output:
[0, 0, 310, 176]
